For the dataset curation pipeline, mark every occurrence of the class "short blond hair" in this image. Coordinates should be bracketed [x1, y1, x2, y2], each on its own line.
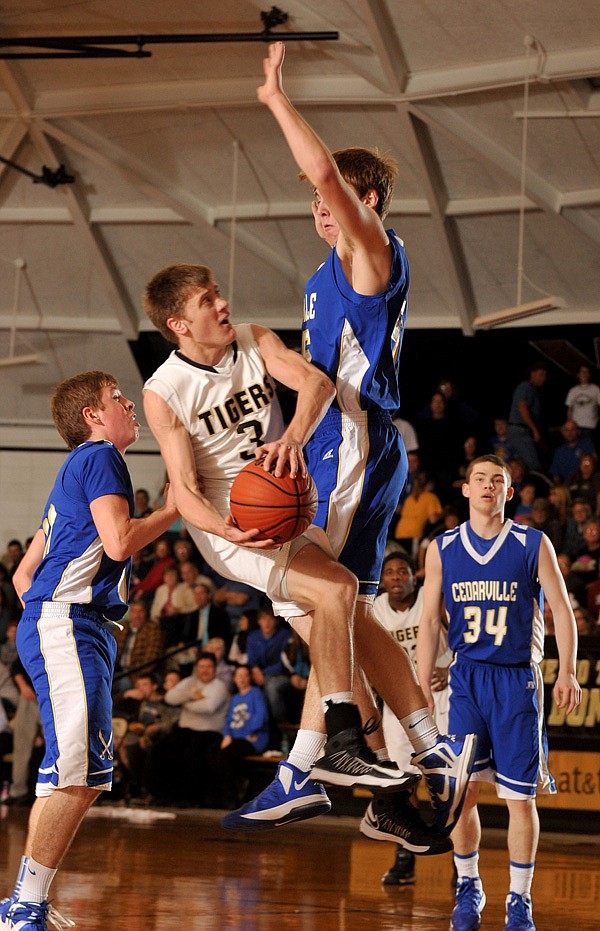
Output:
[144, 263, 213, 344]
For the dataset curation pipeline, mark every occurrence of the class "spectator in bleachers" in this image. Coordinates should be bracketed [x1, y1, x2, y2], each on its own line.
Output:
[488, 416, 513, 464]
[567, 453, 600, 516]
[212, 577, 261, 634]
[227, 609, 259, 667]
[150, 564, 196, 649]
[181, 577, 232, 654]
[393, 472, 443, 559]
[147, 652, 229, 805]
[573, 606, 597, 639]
[113, 602, 164, 693]
[206, 664, 270, 809]
[586, 577, 600, 626]
[506, 362, 547, 471]
[546, 485, 572, 553]
[1, 539, 24, 581]
[556, 553, 587, 610]
[133, 488, 153, 518]
[563, 499, 593, 560]
[4, 658, 42, 805]
[416, 505, 461, 580]
[513, 481, 537, 523]
[436, 377, 478, 433]
[549, 421, 595, 485]
[129, 536, 175, 607]
[416, 391, 463, 500]
[565, 364, 600, 441]
[247, 605, 294, 726]
[392, 413, 419, 454]
[570, 517, 600, 586]
[205, 636, 234, 693]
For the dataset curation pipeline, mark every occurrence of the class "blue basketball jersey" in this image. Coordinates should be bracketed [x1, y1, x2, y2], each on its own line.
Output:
[302, 229, 409, 413]
[439, 519, 544, 665]
[24, 441, 134, 621]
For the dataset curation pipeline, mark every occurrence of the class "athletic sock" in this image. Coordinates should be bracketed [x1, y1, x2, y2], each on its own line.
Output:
[509, 860, 534, 896]
[17, 857, 57, 904]
[400, 707, 439, 754]
[375, 747, 391, 762]
[454, 851, 480, 881]
[287, 730, 327, 772]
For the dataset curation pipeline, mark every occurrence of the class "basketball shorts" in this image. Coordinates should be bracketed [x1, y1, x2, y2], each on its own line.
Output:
[306, 408, 407, 598]
[184, 520, 333, 622]
[17, 602, 118, 796]
[448, 656, 555, 799]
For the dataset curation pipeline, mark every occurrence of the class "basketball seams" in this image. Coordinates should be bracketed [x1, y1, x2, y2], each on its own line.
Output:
[229, 459, 317, 544]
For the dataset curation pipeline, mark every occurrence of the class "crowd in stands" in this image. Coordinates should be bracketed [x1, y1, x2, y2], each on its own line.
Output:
[1, 361, 599, 809]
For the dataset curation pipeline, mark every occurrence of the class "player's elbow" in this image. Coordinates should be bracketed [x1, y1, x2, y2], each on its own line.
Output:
[103, 536, 131, 562]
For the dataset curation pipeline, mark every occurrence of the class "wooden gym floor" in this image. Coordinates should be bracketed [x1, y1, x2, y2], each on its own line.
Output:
[1, 804, 599, 930]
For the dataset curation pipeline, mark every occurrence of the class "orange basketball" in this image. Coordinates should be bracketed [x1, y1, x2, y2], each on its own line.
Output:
[229, 459, 318, 547]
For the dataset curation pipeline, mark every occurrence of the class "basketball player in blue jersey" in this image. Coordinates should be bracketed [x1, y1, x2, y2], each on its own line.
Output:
[224, 40, 476, 852]
[0, 372, 178, 931]
[417, 455, 581, 931]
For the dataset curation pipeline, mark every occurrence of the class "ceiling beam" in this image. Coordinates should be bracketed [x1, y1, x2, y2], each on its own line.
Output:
[0, 44, 597, 118]
[410, 99, 600, 250]
[354, 0, 409, 95]
[27, 123, 140, 338]
[41, 118, 302, 285]
[0, 313, 122, 333]
[396, 104, 476, 336]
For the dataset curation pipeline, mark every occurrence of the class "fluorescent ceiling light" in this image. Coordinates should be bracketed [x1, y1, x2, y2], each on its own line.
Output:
[472, 296, 565, 330]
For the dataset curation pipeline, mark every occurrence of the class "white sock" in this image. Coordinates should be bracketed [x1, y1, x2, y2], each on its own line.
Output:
[509, 860, 534, 896]
[17, 857, 57, 905]
[375, 747, 391, 762]
[400, 708, 439, 754]
[320, 691, 353, 714]
[454, 851, 480, 881]
[287, 730, 327, 773]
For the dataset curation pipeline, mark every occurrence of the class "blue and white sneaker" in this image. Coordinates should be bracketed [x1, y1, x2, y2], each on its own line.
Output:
[221, 761, 331, 832]
[411, 734, 477, 836]
[505, 892, 535, 930]
[0, 899, 49, 930]
[451, 878, 486, 931]
[0, 898, 73, 931]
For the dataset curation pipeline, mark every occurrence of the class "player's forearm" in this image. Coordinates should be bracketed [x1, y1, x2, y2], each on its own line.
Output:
[172, 481, 229, 537]
[265, 91, 337, 192]
[282, 370, 335, 447]
[552, 606, 578, 677]
[415, 616, 441, 691]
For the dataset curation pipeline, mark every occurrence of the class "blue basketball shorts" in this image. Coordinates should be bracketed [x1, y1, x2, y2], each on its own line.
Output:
[448, 656, 555, 799]
[306, 408, 407, 598]
[16, 602, 118, 796]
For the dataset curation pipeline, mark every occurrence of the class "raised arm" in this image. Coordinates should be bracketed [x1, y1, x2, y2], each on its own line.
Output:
[537, 534, 581, 714]
[258, 42, 391, 292]
[251, 324, 335, 476]
[415, 539, 444, 713]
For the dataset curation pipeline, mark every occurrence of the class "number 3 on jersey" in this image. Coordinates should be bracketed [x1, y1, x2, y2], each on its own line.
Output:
[237, 420, 264, 461]
[463, 605, 508, 647]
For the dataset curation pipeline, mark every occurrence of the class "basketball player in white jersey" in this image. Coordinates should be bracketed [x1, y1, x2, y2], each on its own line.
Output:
[142, 262, 420, 811]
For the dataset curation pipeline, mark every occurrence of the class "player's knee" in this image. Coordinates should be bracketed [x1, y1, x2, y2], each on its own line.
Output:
[325, 564, 358, 614]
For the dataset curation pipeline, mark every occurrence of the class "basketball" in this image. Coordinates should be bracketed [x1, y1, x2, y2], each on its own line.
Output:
[229, 458, 318, 546]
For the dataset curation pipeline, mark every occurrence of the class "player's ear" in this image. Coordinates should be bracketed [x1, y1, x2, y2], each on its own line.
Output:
[82, 405, 102, 428]
[362, 188, 378, 210]
[462, 481, 470, 499]
[166, 316, 187, 337]
[505, 485, 514, 501]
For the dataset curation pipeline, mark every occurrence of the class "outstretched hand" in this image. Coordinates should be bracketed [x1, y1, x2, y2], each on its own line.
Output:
[257, 41, 286, 104]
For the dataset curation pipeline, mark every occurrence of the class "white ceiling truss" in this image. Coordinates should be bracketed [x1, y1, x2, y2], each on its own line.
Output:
[0, 0, 598, 436]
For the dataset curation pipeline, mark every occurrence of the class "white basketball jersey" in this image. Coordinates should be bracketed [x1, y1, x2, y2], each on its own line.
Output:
[143, 324, 285, 513]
